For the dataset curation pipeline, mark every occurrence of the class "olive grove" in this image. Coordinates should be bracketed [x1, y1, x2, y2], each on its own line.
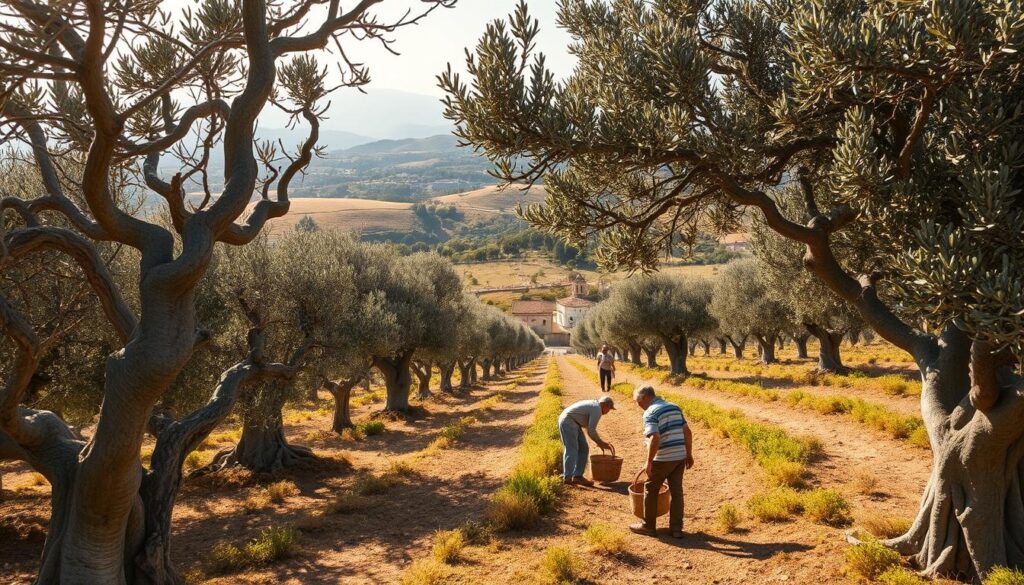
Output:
[752, 187, 865, 372]
[0, 0, 454, 581]
[710, 259, 793, 365]
[443, 0, 1024, 579]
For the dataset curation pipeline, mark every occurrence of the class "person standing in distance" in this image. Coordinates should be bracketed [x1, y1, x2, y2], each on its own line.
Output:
[596, 344, 616, 392]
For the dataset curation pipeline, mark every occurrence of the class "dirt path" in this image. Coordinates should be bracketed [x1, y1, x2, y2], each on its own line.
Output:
[604, 359, 931, 520]
[183, 360, 551, 585]
[451, 355, 906, 584]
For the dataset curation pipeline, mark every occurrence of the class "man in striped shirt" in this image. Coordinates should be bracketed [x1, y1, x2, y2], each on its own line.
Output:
[629, 385, 693, 538]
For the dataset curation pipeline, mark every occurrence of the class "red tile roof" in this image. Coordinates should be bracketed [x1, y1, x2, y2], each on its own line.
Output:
[511, 300, 556, 315]
[556, 296, 595, 308]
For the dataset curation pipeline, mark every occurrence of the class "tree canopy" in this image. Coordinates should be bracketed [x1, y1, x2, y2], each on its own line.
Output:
[444, 0, 1024, 578]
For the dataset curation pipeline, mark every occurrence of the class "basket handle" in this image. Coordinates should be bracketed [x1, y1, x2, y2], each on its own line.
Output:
[600, 444, 616, 457]
[632, 466, 647, 487]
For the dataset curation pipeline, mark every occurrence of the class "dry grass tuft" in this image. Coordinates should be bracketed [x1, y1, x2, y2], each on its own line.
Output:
[266, 480, 299, 504]
[582, 522, 629, 556]
[718, 503, 742, 533]
[242, 491, 271, 514]
[352, 472, 399, 496]
[400, 559, 451, 585]
[877, 567, 928, 585]
[851, 472, 879, 495]
[431, 529, 466, 564]
[857, 513, 911, 539]
[206, 526, 298, 574]
[324, 492, 372, 515]
[538, 546, 586, 585]
[485, 490, 541, 532]
[844, 540, 901, 581]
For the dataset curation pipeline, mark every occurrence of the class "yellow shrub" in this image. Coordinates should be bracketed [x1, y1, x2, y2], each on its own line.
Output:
[266, 480, 299, 504]
[718, 503, 742, 533]
[801, 488, 852, 527]
[985, 567, 1024, 585]
[400, 559, 451, 585]
[539, 546, 586, 585]
[845, 540, 901, 581]
[747, 488, 803, 522]
[582, 522, 629, 556]
[431, 529, 466, 564]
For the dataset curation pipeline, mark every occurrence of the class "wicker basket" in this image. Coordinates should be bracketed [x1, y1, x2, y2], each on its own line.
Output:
[590, 446, 623, 483]
[629, 468, 670, 518]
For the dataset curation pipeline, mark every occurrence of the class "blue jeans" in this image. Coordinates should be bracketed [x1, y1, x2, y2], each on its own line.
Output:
[558, 417, 589, 479]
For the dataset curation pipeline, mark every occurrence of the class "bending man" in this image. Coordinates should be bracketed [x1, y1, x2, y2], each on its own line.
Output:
[557, 395, 615, 486]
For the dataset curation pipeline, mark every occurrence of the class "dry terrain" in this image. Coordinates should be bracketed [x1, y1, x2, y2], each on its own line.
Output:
[463, 258, 724, 291]
[0, 341, 948, 585]
[262, 198, 417, 235]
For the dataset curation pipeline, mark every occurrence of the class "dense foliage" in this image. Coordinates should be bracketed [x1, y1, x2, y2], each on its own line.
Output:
[444, 0, 1024, 579]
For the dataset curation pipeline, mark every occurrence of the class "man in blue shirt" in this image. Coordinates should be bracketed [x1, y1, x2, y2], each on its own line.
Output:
[557, 396, 615, 486]
[629, 385, 693, 537]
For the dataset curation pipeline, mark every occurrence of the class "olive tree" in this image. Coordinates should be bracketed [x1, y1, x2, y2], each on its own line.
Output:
[309, 235, 398, 432]
[443, 1, 1024, 578]
[753, 187, 865, 372]
[0, 0, 452, 580]
[372, 252, 465, 413]
[603, 274, 715, 376]
[199, 231, 350, 473]
[710, 259, 793, 365]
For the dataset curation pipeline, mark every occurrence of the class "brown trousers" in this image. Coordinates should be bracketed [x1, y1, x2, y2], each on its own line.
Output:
[644, 459, 685, 531]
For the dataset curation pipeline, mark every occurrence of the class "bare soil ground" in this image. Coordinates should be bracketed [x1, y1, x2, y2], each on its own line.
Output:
[0, 348, 941, 584]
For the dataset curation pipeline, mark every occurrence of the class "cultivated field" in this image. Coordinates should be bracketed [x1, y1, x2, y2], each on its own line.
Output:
[462, 257, 725, 290]
[1, 341, 951, 585]
[430, 184, 547, 222]
[262, 198, 417, 236]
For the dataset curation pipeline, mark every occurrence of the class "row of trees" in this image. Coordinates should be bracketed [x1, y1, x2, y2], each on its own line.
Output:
[184, 229, 543, 475]
[445, 1, 1024, 578]
[573, 256, 862, 376]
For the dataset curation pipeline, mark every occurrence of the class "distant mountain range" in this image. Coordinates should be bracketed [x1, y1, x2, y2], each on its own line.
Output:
[339, 134, 460, 156]
[257, 88, 451, 142]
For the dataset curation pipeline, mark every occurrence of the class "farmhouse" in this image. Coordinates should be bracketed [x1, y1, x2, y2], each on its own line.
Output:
[554, 273, 595, 332]
[509, 299, 555, 337]
[511, 273, 594, 347]
[718, 232, 752, 253]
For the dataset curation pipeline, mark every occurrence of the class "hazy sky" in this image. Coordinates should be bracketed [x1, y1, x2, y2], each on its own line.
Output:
[348, 0, 576, 97]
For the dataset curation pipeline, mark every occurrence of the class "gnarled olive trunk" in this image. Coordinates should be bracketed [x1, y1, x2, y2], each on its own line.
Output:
[204, 381, 315, 474]
[458, 358, 476, 390]
[439, 361, 456, 393]
[480, 358, 493, 381]
[642, 346, 659, 368]
[411, 360, 432, 399]
[375, 352, 415, 412]
[805, 324, 849, 374]
[793, 333, 810, 359]
[326, 378, 360, 432]
[48, 288, 199, 584]
[660, 334, 689, 376]
[726, 335, 746, 359]
[699, 339, 710, 355]
[884, 333, 1024, 581]
[755, 334, 777, 364]
[627, 341, 642, 365]
[687, 340, 698, 356]
[716, 337, 728, 354]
